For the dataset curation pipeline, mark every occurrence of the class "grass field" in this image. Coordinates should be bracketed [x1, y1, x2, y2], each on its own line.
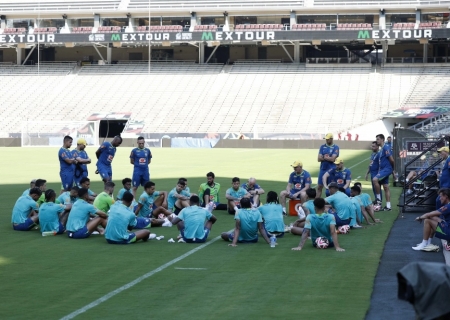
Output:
[0, 147, 401, 320]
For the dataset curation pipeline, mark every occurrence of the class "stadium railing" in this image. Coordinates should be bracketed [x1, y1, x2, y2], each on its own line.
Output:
[0, 1, 120, 12]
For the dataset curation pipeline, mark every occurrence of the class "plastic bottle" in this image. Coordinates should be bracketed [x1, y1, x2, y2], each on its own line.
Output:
[270, 234, 277, 248]
[42, 231, 56, 237]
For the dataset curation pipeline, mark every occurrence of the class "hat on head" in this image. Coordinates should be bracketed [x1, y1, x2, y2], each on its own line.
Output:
[438, 146, 449, 153]
[324, 133, 333, 139]
[77, 138, 87, 146]
[30, 179, 37, 183]
[291, 160, 303, 168]
[334, 157, 343, 165]
[328, 182, 339, 189]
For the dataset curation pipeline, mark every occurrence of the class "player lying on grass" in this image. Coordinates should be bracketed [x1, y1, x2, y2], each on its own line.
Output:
[134, 181, 172, 226]
[258, 191, 285, 238]
[198, 172, 227, 210]
[11, 187, 42, 231]
[171, 195, 217, 243]
[413, 188, 450, 251]
[221, 198, 271, 246]
[105, 191, 152, 244]
[168, 180, 191, 214]
[225, 177, 251, 215]
[66, 188, 108, 239]
[39, 189, 71, 235]
[292, 198, 344, 252]
[289, 188, 316, 235]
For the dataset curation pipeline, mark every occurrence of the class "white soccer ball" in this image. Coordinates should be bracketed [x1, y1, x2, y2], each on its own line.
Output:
[373, 204, 382, 212]
[338, 225, 350, 234]
[315, 237, 329, 249]
[444, 240, 450, 251]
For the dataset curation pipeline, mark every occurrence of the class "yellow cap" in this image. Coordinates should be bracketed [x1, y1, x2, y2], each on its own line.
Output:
[77, 138, 87, 146]
[438, 146, 449, 153]
[291, 160, 303, 168]
[334, 157, 344, 165]
[325, 133, 333, 139]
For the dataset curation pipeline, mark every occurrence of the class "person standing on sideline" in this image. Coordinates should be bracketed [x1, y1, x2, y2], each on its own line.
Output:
[373, 134, 395, 211]
[130, 136, 152, 198]
[59, 135, 76, 193]
[365, 141, 383, 201]
[316, 133, 340, 198]
[95, 135, 122, 183]
[436, 147, 450, 209]
[72, 138, 91, 187]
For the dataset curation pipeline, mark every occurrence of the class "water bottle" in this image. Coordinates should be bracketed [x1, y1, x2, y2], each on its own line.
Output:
[42, 231, 56, 237]
[270, 234, 277, 248]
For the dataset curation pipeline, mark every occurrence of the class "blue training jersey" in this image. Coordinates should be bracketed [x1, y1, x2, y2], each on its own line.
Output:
[369, 152, 380, 176]
[318, 144, 339, 171]
[72, 149, 89, 175]
[327, 167, 351, 188]
[379, 144, 393, 171]
[130, 147, 152, 171]
[96, 142, 116, 168]
[58, 147, 73, 173]
[440, 156, 450, 188]
[288, 170, 312, 193]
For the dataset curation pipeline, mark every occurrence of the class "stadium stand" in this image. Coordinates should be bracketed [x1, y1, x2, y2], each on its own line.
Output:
[193, 25, 218, 32]
[235, 24, 284, 31]
[78, 62, 223, 74]
[0, 0, 120, 11]
[0, 63, 76, 75]
[2, 28, 26, 34]
[291, 24, 327, 30]
[336, 23, 372, 30]
[393, 23, 416, 29]
[418, 22, 443, 29]
[72, 27, 93, 34]
[34, 27, 58, 34]
[410, 113, 450, 138]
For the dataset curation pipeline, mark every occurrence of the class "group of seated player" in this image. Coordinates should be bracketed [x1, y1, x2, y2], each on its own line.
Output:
[11, 167, 382, 249]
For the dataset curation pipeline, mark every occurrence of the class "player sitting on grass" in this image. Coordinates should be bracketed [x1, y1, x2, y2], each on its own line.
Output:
[168, 180, 191, 214]
[258, 191, 285, 238]
[350, 186, 381, 225]
[39, 189, 71, 235]
[79, 177, 97, 201]
[34, 179, 47, 207]
[105, 192, 152, 245]
[241, 177, 265, 207]
[225, 177, 251, 215]
[325, 182, 360, 228]
[135, 181, 172, 226]
[66, 188, 108, 239]
[412, 188, 450, 251]
[117, 178, 132, 201]
[322, 158, 351, 196]
[21, 179, 36, 196]
[56, 186, 79, 205]
[353, 182, 375, 215]
[289, 188, 316, 235]
[171, 195, 217, 243]
[292, 198, 345, 252]
[280, 160, 312, 214]
[93, 181, 115, 214]
[11, 187, 42, 231]
[198, 172, 227, 210]
[221, 198, 271, 246]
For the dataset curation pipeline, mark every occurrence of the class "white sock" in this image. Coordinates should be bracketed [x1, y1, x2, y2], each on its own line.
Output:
[427, 238, 432, 245]
[376, 194, 381, 200]
[406, 179, 409, 183]
[420, 240, 427, 246]
[282, 207, 286, 213]
[233, 206, 238, 212]
[386, 202, 391, 208]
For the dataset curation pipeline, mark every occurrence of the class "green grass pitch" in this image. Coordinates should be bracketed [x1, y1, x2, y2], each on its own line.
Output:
[0, 147, 400, 319]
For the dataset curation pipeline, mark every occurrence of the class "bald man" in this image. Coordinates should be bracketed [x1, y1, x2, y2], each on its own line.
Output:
[241, 177, 265, 208]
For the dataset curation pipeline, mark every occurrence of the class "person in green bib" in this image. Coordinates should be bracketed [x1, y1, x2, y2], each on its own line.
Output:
[198, 172, 227, 211]
[93, 181, 115, 214]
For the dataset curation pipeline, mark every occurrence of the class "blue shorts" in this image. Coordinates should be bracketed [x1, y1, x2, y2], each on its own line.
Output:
[181, 227, 210, 243]
[332, 213, 351, 227]
[106, 233, 137, 244]
[73, 171, 88, 186]
[67, 226, 90, 239]
[56, 222, 65, 234]
[12, 218, 36, 231]
[227, 232, 258, 243]
[132, 170, 150, 188]
[318, 170, 328, 186]
[97, 166, 112, 181]
[289, 190, 302, 199]
[375, 169, 392, 185]
[435, 220, 450, 241]
[135, 217, 151, 229]
[60, 171, 74, 191]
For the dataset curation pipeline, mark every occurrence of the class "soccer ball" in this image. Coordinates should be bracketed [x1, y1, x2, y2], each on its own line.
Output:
[315, 237, 329, 249]
[443, 240, 450, 251]
[373, 204, 382, 212]
[338, 225, 350, 234]
[158, 213, 165, 219]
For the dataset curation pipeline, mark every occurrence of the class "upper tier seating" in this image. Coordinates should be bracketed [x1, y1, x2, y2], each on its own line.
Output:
[291, 24, 326, 30]
[235, 24, 284, 31]
[336, 23, 372, 30]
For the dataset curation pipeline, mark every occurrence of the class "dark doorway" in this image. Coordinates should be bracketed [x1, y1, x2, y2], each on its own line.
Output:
[41, 47, 55, 61]
[99, 120, 128, 138]
[204, 45, 229, 63]
[258, 47, 267, 60]
[129, 52, 143, 60]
